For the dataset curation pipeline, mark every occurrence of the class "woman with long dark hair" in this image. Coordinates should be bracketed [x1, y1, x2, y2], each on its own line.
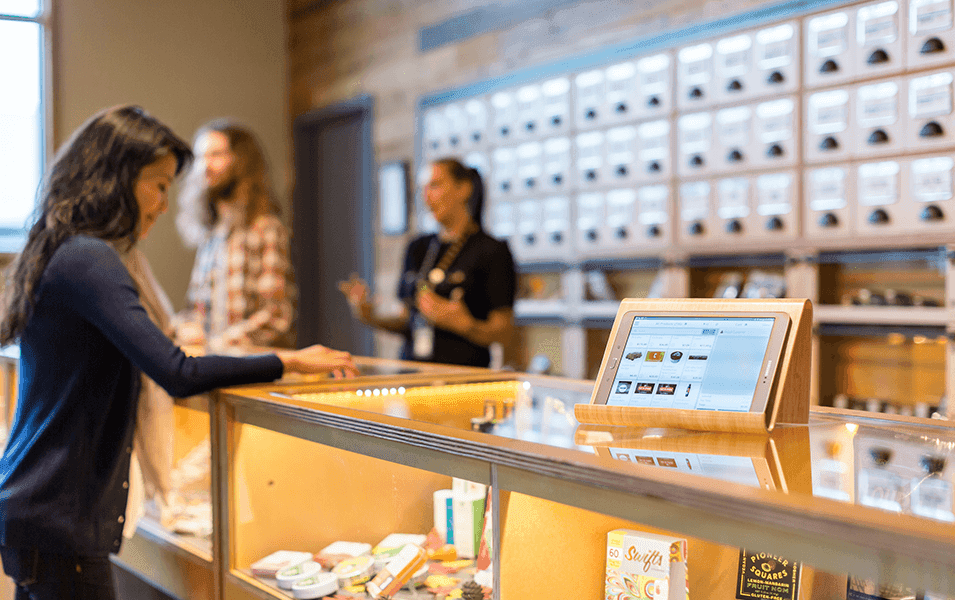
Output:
[339, 158, 516, 368]
[0, 105, 355, 600]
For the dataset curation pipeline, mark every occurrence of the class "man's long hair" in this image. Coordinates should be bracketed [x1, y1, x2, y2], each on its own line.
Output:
[0, 105, 192, 345]
[176, 120, 279, 247]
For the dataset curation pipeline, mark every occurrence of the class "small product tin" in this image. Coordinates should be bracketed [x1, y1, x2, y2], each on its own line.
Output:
[277, 561, 322, 589]
[291, 572, 339, 599]
[331, 554, 375, 587]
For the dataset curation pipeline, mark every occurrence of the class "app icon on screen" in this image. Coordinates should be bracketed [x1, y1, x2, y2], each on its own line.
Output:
[669, 351, 683, 362]
[625, 351, 643, 361]
[616, 381, 633, 394]
[636, 382, 655, 394]
[646, 351, 665, 362]
[657, 383, 676, 395]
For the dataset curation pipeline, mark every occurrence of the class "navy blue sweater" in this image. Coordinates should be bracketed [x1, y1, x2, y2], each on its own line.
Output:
[0, 236, 284, 556]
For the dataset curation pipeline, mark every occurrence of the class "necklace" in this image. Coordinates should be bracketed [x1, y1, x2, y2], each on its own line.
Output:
[422, 221, 478, 288]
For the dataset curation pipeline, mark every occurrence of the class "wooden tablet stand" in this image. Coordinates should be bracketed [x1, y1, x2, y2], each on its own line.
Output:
[574, 298, 812, 434]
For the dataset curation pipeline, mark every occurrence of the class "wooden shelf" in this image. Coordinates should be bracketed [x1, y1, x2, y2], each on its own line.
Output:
[814, 305, 951, 327]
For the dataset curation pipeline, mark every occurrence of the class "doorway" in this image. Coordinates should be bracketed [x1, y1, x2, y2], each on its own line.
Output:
[292, 96, 375, 356]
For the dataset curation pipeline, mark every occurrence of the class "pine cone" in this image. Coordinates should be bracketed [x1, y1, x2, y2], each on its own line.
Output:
[461, 580, 484, 600]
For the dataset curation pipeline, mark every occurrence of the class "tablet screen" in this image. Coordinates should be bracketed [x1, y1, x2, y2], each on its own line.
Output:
[603, 314, 786, 413]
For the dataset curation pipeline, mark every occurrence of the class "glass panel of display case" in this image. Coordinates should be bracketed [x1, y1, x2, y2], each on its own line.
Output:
[817, 332, 945, 414]
[228, 422, 490, 599]
[816, 250, 946, 306]
[218, 373, 955, 600]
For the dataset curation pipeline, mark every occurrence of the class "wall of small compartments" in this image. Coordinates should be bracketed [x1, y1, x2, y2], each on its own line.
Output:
[416, 0, 955, 396]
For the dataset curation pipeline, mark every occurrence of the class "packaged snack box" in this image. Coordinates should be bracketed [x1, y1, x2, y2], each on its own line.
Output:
[606, 529, 688, 600]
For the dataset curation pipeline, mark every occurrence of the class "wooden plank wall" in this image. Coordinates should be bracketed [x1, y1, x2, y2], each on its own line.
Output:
[286, 0, 778, 357]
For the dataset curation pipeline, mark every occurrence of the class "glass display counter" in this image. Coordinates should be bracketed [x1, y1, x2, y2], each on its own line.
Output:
[212, 367, 955, 600]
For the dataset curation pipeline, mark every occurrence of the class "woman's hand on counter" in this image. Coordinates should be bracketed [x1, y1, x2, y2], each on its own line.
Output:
[275, 345, 359, 378]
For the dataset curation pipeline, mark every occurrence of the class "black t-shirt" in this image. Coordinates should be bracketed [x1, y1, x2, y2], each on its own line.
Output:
[397, 230, 516, 367]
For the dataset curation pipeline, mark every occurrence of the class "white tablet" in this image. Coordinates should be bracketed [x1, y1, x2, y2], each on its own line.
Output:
[592, 311, 791, 415]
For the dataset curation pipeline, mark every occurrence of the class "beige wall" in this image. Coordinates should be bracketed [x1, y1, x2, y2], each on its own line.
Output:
[54, 0, 290, 311]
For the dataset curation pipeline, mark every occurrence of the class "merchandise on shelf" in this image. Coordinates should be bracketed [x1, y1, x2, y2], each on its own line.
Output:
[605, 529, 688, 600]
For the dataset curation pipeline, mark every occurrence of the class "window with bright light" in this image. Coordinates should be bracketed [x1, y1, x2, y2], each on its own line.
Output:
[1, 1, 45, 250]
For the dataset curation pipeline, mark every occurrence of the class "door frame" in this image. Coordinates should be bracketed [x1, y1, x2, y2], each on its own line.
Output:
[291, 95, 375, 355]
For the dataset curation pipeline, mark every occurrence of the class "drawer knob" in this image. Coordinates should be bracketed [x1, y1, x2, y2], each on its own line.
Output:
[869, 448, 892, 466]
[867, 49, 890, 64]
[525, 121, 535, 132]
[551, 231, 563, 244]
[551, 115, 562, 126]
[500, 125, 510, 137]
[867, 129, 889, 145]
[449, 135, 459, 147]
[615, 227, 628, 239]
[920, 121, 945, 138]
[647, 161, 662, 173]
[689, 221, 705, 236]
[647, 225, 661, 238]
[819, 59, 839, 73]
[819, 136, 839, 151]
[921, 204, 944, 221]
[727, 79, 743, 92]
[766, 216, 783, 231]
[647, 95, 661, 107]
[585, 169, 598, 181]
[586, 229, 598, 242]
[689, 154, 705, 167]
[921, 37, 946, 54]
[616, 165, 628, 177]
[868, 208, 890, 224]
[767, 70, 785, 84]
[727, 149, 744, 162]
[615, 102, 628, 114]
[766, 143, 784, 157]
[585, 109, 597, 120]
[819, 212, 839, 228]
[726, 219, 743, 234]
[921, 455, 946, 474]
[688, 86, 704, 99]
[525, 233, 536, 245]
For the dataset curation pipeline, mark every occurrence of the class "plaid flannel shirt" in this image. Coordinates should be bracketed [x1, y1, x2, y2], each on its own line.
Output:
[185, 214, 294, 347]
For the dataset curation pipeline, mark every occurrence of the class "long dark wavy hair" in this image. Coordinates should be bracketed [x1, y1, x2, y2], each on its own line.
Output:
[176, 120, 280, 247]
[433, 157, 486, 229]
[0, 105, 192, 345]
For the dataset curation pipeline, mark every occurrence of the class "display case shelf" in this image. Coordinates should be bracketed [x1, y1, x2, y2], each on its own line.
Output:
[212, 370, 955, 599]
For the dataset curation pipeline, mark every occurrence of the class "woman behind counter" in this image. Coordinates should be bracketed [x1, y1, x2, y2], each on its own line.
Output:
[0, 105, 356, 600]
[340, 158, 516, 368]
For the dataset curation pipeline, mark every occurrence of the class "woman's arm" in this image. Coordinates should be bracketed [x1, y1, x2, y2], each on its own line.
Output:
[339, 275, 411, 335]
[52, 239, 353, 398]
[416, 290, 514, 347]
